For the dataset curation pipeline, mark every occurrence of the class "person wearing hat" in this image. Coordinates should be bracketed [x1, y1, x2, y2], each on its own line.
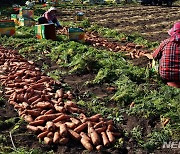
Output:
[38, 7, 62, 29]
[152, 21, 180, 88]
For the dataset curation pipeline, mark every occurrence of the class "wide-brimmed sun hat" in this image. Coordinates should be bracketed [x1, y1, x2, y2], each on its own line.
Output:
[48, 7, 57, 12]
[168, 21, 180, 36]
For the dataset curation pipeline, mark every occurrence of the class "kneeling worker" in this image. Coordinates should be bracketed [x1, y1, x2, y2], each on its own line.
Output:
[38, 7, 62, 29]
[152, 21, 180, 88]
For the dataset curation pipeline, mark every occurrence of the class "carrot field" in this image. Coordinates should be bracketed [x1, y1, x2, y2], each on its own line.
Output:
[0, 2, 180, 154]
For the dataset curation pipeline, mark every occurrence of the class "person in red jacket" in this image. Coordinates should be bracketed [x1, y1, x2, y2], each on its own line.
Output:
[152, 21, 180, 88]
[38, 7, 62, 29]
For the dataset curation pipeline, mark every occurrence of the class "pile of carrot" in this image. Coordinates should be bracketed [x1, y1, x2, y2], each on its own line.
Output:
[0, 46, 121, 151]
[57, 28, 150, 59]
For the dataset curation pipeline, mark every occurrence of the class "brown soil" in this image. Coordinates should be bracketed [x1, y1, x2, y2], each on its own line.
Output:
[60, 5, 180, 42]
[58, 5, 180, 68]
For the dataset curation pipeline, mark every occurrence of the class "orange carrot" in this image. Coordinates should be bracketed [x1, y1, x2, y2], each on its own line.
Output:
[51, 99, 58, 104]
[25, 109, 41, 117]
[68, 129, 81, 140]
[59, 137, 69, 145]
[16, 94, 25, 102]
[15, 88, 25, 94]
[87, 122, 93, 137]
[33, 90, 42, 95]
[80, 132, 91, 142]
[95, 125, 107, 134]
[44, 137, 52, 145]
[23, 115, 33, 123]
[96, 145, 103, 151]
[42, 95, 51, 101]
[105, 120, 113, 125]
[21, 102, 29, 108]
[54, 105, 65, 113]
[65, 122, 76, 129]
[46, 121, 55, 131]
[79, 113, 87, 123]
[80, 138, 93, 151]
[35, 102, 53, 109]
[67, 107, 84, 113]
[107, 124, 115, 131]
[57, 98, 63, 103]
[31, 83, 44, 89]
[130, 101, 135, 108]
[52, 114, 70, 123]
[163, 118, 170, 126]
[5, 90, 14, 95]
[28, 95, 40, 103]
[90, 127, 101, 145]
[56, 89, 63, 98]
[64, 101, 77, 108]
[106, 130, 115, 143]
[10, 92, 17, 101]
[41, 110, 47, 115]
[9, 100, 17, 106]
[31, 97, 43, 106]
[29, 120, 44, 126]
[23, 93, 29, 100]
[94, 121, 104, 129]
[88, 114, 101, 122]
[101, 132, 110, 146]
[37, 126, 46, 131]
[63, 93, 68, 99]
[74, 123, 88, 133]
[44, 109, 54, 115]
[53, 132, 60, 143]
[14, 104, 22, 110]
[54, 122, 61, 128]
[27, 125, 39, 132]
[67, 93, 73, 100]
[35, 113, 62, 121]
[47, 132, 54, 138]
[37, 130, 49, 139]
[59, 123, 67, 137]
[36, 77, 50, 84]
[70, 117, 81, 125]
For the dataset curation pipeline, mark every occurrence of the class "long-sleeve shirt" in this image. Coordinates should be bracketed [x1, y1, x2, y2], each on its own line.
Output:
[42, 11, 61, 27]
[152, 37, 180, 81]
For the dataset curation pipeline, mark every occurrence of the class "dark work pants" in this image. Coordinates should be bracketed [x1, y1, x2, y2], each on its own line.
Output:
[38, 17, 57, 25]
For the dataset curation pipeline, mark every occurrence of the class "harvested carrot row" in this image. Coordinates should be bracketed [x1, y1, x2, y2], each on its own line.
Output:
[0, 46, 121, 151]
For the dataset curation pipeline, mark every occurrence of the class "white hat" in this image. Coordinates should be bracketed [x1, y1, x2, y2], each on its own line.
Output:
[48, 7, 57, 12]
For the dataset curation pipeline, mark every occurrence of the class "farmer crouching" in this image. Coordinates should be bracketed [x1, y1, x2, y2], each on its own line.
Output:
[152, 21, 180, 88]
[38, 7, 63, 29]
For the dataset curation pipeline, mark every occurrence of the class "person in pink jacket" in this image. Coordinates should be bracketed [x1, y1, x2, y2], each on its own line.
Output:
[38, 7, 62, 29]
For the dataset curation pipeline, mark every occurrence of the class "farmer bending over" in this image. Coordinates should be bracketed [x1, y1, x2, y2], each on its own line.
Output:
[152, 21, 180, 88]
[38, 7, 62, 29]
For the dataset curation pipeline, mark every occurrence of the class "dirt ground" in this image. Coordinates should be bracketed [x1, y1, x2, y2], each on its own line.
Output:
[60, 5, 180, 42]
